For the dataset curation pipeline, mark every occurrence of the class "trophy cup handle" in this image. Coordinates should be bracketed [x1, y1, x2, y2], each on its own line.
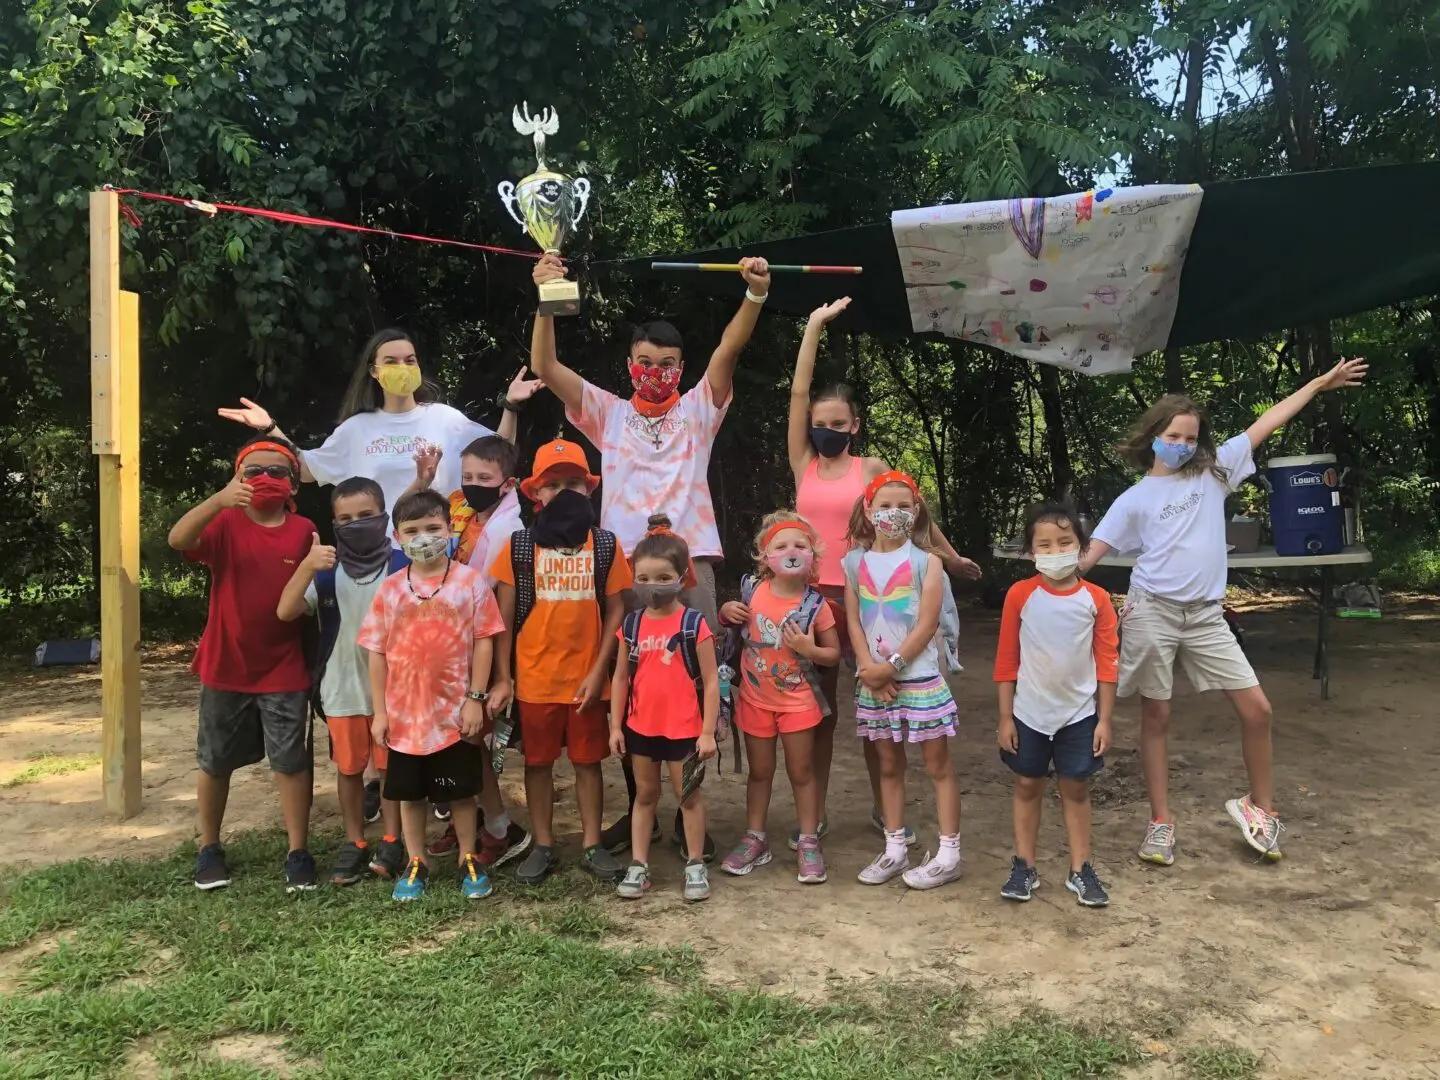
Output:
[571, 177, 591, 226]
[496, 181, 526, 231]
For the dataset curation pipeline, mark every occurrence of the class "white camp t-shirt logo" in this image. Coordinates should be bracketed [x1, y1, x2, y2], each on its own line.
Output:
[534, 548, 595, 603]
[365, 434, 433, 459]
[1158, 490, 1202, 521]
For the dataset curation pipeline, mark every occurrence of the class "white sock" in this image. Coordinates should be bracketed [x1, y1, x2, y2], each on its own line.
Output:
[884, 828, 908, 860]
[748, 829, 767, 843]
[484, 811, 510, 840]
[936, 832, 962, 870]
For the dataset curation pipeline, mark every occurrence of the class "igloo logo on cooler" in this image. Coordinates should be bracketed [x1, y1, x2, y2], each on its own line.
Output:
[1297, 506, 1325, 515]
[1289, 471, 1325, 487]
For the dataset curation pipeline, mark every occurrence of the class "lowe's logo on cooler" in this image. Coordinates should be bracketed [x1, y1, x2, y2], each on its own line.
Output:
[1289, 471, 1326, 487]
[1297, 506, 1326, 515]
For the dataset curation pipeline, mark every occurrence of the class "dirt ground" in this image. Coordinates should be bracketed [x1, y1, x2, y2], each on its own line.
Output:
[1, 596, 1437, 1078]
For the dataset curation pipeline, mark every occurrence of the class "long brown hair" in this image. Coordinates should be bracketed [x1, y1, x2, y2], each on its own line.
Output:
[751, 510, 823, 584]
[1117, 393, 1229, 484]
[336, 328, 444, 424]
[844, 484, 935, 552]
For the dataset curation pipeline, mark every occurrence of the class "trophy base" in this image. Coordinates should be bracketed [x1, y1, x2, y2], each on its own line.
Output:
[537, 278, 581, 318]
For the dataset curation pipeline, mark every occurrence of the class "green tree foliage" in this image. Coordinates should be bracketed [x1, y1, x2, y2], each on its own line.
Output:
[0, 0, 1437, 644]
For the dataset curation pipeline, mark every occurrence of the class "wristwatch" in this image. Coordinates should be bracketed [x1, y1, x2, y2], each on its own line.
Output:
[497, 392, 526, 414]
[886, 652, 907, 672]
[466, 689, 489, 702]
[260, 421, 278, 435]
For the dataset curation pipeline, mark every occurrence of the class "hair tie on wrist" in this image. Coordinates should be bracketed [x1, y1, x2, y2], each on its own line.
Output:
[745, 288, 769, 305]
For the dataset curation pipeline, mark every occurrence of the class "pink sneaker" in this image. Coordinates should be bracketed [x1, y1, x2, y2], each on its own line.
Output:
[721, 832, 772, 876]
[796, 837, 827, 884]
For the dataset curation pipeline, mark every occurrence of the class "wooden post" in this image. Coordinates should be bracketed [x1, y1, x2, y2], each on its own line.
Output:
[91, 191, 143, 819]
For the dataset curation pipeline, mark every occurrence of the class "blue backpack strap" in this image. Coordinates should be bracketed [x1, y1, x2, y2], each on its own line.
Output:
[678, 608, 706, 708]
[510, 528, 536, 634]
[793, 586, 833, 718]
[310, 568, 340, 719]
[622, 608, 645, 679]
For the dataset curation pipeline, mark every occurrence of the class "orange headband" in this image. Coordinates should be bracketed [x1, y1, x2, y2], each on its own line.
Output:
[760, 520, 815, 550]
[863, 470, 918, 504]
[236, 439, 300, 474]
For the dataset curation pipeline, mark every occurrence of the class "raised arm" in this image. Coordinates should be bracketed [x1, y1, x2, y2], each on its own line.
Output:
[529, 255, 586, 413]
[215, 399, 315, 482]
[705, 257, 771, 405]
[1246, 357, 1368, 449]
[788, 297, 853, 480]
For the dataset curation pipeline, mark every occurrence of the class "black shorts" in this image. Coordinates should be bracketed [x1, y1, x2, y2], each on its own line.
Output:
[623, 724, 696, 763]
[1000, 715, 1104, 780]
[383, 740, 486, 803]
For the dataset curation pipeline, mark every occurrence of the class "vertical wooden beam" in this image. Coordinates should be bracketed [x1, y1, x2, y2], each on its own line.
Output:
[92, 190, 143, 819]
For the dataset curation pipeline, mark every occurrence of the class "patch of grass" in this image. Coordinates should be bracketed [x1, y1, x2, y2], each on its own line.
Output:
[0, 752, 101, 789]
[0, 829, 1255, 1080]
[1182, 1043, 1264, 1080]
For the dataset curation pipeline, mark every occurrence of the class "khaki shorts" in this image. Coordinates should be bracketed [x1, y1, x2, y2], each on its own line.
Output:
[1117, 589, 1257, 700]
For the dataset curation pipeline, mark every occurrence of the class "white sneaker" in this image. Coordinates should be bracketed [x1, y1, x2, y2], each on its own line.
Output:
[857, 850, 910, 885]
[901, 850, 963, 890]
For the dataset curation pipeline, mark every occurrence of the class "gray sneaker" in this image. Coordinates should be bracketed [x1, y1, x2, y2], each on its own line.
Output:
[616, 861, 651, 899]
[515, 844, 556, 886]
[868, 809, 917, 846]
[1138, 820, 1176, 866]
[581, 844, 625, 883]
[683, 859, 711, 902]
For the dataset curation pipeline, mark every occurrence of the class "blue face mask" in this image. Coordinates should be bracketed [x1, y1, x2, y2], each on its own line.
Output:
[1151, 437, 1196, 469]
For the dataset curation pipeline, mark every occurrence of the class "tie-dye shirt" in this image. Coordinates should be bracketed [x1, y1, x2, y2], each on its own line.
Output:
[356, 561, 506, 756]
[852, 542, 941, 678]
[566, 378, 728, 557]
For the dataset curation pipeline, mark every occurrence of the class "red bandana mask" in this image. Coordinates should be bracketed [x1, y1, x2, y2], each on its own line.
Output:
[629, 362, 682, 406]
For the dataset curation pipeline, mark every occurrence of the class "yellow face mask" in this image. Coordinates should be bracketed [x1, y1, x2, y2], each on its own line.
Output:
[375, 364, 422, 397]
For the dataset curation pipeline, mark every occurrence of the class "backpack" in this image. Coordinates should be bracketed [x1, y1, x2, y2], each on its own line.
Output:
[509, 527, 617, 636]
[310, 549, 410, 721]
[716, 576, 831, 773]
[841, 546, 964, 675]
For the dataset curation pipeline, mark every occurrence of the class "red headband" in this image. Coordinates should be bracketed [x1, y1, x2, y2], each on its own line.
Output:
[236, 439, 300, 473]
[863, 470, 919, 505]
[760, 519, 815, 550]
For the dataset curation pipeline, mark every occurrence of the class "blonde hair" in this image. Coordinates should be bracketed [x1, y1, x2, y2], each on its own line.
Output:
[751, 510, 824, 584]
[844, 483, 935, 552]
[1117, 393, 1229, 484]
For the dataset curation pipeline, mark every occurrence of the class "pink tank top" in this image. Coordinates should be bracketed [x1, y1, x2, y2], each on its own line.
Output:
[796, 456, 866, 587]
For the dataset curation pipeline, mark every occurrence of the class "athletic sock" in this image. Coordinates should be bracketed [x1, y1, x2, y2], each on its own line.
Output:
[884, 828, 908, 861]
[382, 835, 399, 844]
[936, 833, 962, 870]
[484, 811, 510, 840]
[747, 829, 767, 843]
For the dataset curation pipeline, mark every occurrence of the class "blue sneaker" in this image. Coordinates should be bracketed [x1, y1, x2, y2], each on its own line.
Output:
[392, 857, 429, 901]
[459, 854, 493, 900]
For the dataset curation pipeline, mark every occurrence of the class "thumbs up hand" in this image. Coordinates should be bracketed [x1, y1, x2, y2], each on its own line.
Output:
[304, 532, 337, 572]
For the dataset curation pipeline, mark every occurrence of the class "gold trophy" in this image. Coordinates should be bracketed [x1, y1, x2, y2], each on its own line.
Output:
[497, 102, 591, 316]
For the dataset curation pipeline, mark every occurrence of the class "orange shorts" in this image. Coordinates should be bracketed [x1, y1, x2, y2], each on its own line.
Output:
[735, 698, 824, 739]
[326, 715, 388, 775]
[517, 700, 609, 767]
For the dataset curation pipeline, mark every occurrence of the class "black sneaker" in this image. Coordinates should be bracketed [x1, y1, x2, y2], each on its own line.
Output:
[194, 843, 231, 891]
[1000, 856, 1039, 901]
[284, 849, 318, 893]
[432, 802, 452, 822]
[1066, 862, 1110, 908]
[363, 780, 382, 824]
[673, 813, 716, 865]
[515, 844, 557, 886]
[580, 844, 625, 883]
[329, 841, 369, 886]
[601, 814, 662, 855]
[368, 837, 407, 881]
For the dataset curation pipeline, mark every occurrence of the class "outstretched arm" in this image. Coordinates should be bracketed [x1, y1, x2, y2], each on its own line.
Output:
[705, 258, 771, 405]
[215, 399, 315, 482]
[529, 254, 586, 413]
[788, 297, 853, 480]
[1246, 357, 1368, 450]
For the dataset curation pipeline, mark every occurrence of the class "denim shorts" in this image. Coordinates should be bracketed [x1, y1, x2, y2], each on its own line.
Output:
[1000, 714, 1104, 780]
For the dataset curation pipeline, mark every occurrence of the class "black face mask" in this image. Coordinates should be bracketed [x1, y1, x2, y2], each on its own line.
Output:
[531, 488, 595, 549]
[810, 426, 852, 458]
[333, 514, 392, 579]
[462, 483, 504, 514]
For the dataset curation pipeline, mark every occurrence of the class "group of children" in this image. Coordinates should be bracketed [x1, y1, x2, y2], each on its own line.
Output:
[181, 258, 1368, 905]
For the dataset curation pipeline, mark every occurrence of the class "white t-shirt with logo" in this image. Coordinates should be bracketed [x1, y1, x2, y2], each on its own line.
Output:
[567, 379, 728, 557]
[303, 404, 494, 544]
[304, 566, 390, 718]
[1092, 433, 1255, 603]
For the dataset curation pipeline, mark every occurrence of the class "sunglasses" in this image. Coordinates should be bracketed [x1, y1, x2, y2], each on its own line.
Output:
[241, 464, 295, 481]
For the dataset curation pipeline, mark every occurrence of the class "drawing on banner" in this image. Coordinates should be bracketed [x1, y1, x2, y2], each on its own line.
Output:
[892, 184, 1203, 375]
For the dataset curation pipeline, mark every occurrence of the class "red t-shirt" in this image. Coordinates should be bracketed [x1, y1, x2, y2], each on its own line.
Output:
[619, 607, 713, 741]
[184, 507, 315, 694]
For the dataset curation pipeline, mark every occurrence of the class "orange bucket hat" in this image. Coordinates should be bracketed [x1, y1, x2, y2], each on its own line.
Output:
[520, 440, 600, 501]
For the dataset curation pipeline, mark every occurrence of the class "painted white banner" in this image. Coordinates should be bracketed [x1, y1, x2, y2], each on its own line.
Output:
[891, 184, 1204, 375]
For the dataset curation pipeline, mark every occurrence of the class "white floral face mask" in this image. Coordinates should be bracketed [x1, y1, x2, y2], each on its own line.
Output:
[871, 507, 916, 539]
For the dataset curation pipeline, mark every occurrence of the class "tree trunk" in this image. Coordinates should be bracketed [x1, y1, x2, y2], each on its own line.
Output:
[1162, 344, 1185, 393]
[1036, 363, 1073, 499]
